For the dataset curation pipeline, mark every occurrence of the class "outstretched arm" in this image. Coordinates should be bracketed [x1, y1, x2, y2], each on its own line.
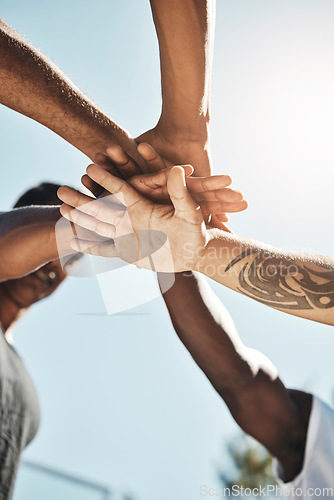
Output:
[0, 206, 84, 281]
[136, 0, 216, 175]
[58, 165, 334, 326]
[196, 231, 334, 325]
[0, 20, 145, 166]
[0, 207, 62, 280]
[159, 271, 312, 483]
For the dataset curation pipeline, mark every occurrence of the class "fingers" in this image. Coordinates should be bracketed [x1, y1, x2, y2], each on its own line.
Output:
[58, 185, 125, 225]
[137, 142, 167, 172]
[130, 165, 193, 189]
[179, 165, 194, 177]
[83, 147, 140, 197]
[131, 168, 169, 189]
[106, 145, 142, 178]
[129, 169, 170, 202]
[71, 238, 117, 258]
[216, 213, 229, 222]
[201, 199, 248, 216]
[209, 214, 232, 233]
[81, 173, 103, 198]
[186, 175, 246, 205]
[214, 213, 229, 222]
[195, 187, 245, 203]
[58, 186, 95, 209]
[86, 164, 144, 209]
[167, 167, 203, 223]
[186, 174, 232, 193]
[82, 154, 121, 197]
[60, 204, 116, 239]
[129, 165, 193, 202]
[94, 152, 121, 176]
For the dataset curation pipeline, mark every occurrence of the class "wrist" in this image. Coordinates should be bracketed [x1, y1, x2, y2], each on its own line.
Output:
[72, 113, 147, 170]
[195, 229, 236, 278]
[157, 113, 210, 145]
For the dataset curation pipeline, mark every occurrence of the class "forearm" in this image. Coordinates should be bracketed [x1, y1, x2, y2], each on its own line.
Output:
[0, 21, 144, 164]
[159, 271, 309, 471]
[158, 271, 263, 393]
[150, 0, 215, 139]
[0, 206, 72, 280]
[196, 231, 334, 325]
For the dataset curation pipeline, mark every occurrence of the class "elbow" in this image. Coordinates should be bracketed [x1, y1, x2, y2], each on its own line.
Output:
[213, 348, 278, 402]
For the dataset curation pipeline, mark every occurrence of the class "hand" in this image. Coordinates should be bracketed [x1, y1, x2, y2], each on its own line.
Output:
[80, 143, 167, 198]
[81, 143, 247, 222]
[81, 141, 194, 194]
[58, 166, 208, 273]
[135, 125, 212, 177]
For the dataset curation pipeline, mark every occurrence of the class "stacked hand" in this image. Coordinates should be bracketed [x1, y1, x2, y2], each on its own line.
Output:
[57, 144, 248, 272]
[80, 143, 247, 220]
[135, 125, 212, 177]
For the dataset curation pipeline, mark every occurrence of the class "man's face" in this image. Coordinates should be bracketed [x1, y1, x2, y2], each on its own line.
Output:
[3, 260, 67, 309]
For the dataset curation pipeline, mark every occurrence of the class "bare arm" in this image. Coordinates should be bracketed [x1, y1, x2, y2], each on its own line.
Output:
[136, 0, 216, 175]
[57, 164, 334, 326]
[0, 20, 145, 166]
[196, 231, 334, 325]
[159, 271, 312, 482]
[0, 206, 72, 280]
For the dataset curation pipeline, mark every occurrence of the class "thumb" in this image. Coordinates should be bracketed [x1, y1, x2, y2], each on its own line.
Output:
[167, 167, 202, 223]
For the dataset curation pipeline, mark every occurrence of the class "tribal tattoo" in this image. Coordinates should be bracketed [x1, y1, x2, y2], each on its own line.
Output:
[225, 249, 334, 311]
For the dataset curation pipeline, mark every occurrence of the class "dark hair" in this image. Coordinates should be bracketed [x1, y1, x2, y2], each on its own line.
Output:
[13, 182, 62, 208]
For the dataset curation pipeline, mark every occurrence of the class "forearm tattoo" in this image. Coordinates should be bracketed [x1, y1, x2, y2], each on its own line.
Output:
[225, 249, 334, 311]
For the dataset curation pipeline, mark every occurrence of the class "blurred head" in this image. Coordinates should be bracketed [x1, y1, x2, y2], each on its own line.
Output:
[2, 182, 67, 310]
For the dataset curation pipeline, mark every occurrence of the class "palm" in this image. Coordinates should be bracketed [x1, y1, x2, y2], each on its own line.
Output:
[58, 165, 207, 273]
[115, 198, 206, 273]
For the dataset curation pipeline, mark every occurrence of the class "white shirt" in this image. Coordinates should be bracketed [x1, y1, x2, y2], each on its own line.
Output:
[273, 396, 334, 499]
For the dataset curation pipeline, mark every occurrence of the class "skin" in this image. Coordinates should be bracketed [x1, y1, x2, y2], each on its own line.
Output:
[136, 4, 315, 479]
[74, 146, 247, 221]
[0, 5, 321, 485]
[0, 20, 144, 167]
[0, 260, 66, 335]
[0, 199, 95, 338]
[0, 2, 224, 223]
[135, 0, 215, 175]
[59, 163, 247, 270]
[0, 163, 242, 290]
[64, 147, 313, 484]
[0, 5, 215, 175]
[0, 206, 67, 281]
[159, 271, 312, 483]
[57, 151, 334, 327]
[82, 143, 233, 229]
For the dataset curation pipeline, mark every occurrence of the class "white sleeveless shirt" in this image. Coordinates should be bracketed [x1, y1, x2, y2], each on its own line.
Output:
[273, 396, 334, 499]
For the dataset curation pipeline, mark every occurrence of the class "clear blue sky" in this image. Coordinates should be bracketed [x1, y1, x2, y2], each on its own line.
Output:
[1, 1, 333, 499]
